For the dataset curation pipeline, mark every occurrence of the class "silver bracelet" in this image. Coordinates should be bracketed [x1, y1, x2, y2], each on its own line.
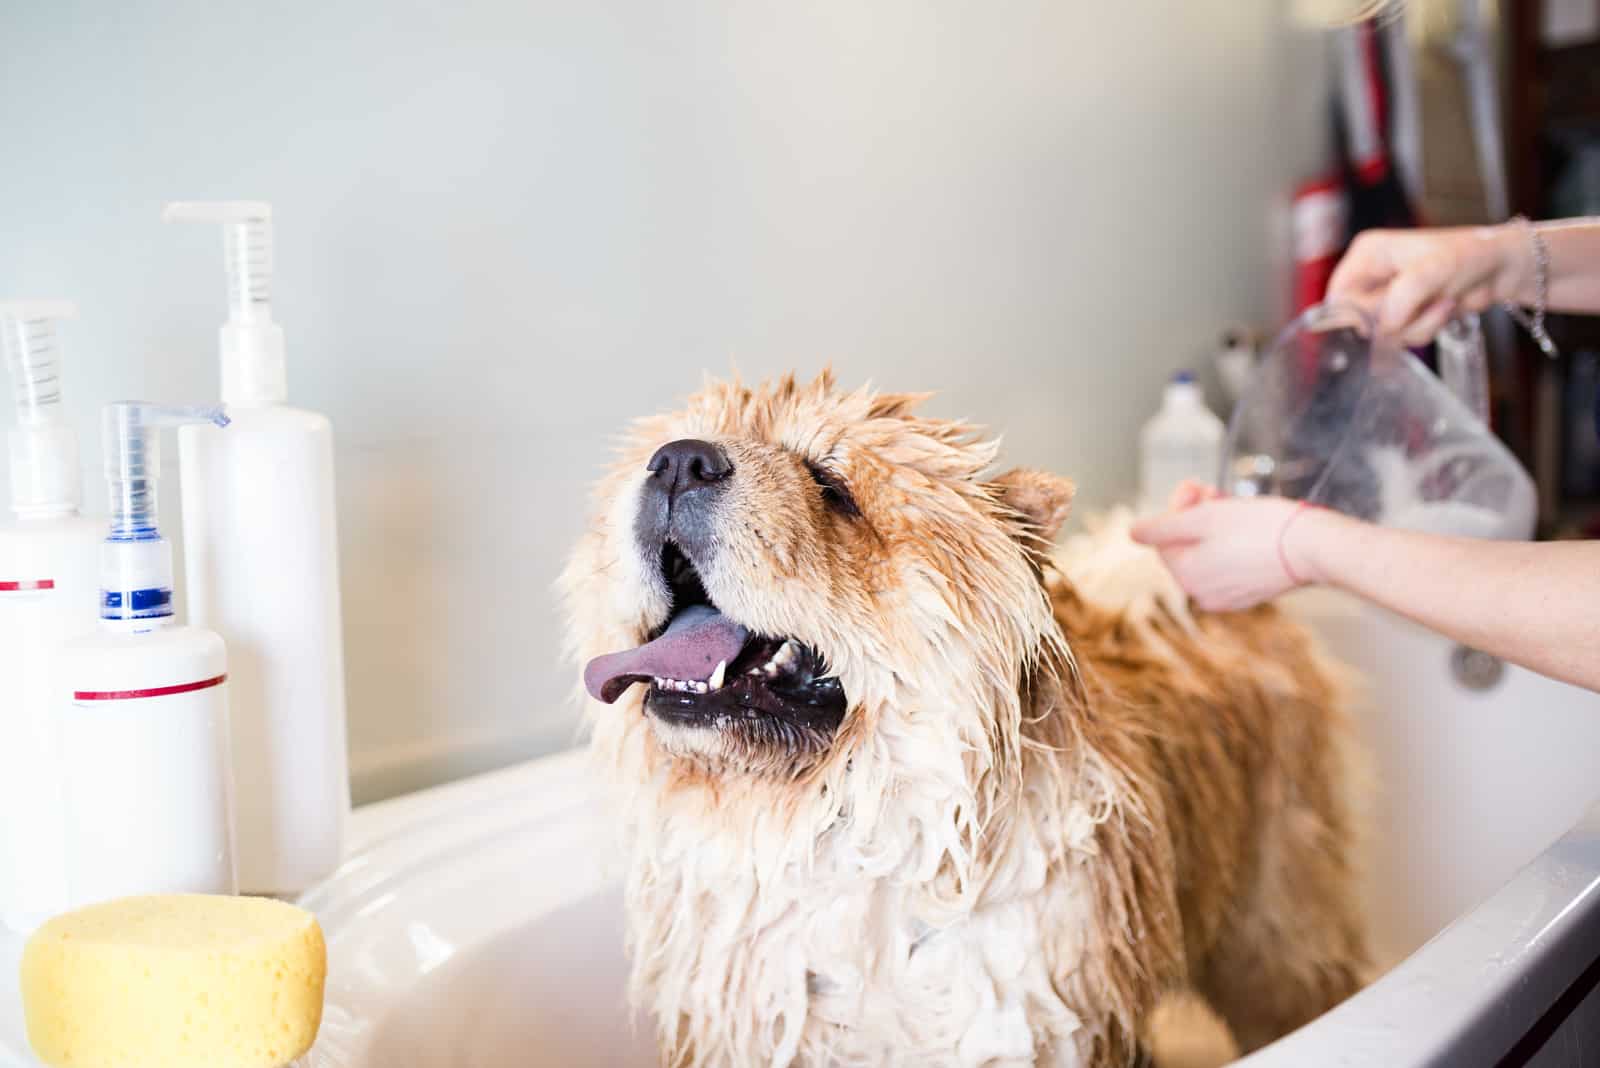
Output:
[1505, 215, 1559, 359]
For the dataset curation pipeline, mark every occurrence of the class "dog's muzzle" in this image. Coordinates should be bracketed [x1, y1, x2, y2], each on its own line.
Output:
[585, 436, 847, 758]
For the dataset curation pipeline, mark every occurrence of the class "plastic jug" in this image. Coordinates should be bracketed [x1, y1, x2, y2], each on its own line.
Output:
[1139, 371, 1225, 516]
[1219, 302, 1536, 540]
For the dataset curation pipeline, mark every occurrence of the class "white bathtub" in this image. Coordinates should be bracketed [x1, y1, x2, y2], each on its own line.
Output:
[1259, 592, 1600, 1065]
[2, 594, 1597, 1066]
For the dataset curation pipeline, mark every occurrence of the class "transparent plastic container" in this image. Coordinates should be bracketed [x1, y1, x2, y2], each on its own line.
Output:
[1220, 302, 1537, 540]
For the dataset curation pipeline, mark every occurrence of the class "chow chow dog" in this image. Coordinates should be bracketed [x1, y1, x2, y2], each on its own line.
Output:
[562, 372, 1367, 1067]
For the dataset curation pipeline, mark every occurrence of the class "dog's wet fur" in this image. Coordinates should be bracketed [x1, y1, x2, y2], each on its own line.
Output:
[563, 372, 1367, 1067]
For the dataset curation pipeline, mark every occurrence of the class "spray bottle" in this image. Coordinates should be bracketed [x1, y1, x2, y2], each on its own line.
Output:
[58, 403, 236, 908]
[164, 201, 349, 894]
[0, 302, 103, 932]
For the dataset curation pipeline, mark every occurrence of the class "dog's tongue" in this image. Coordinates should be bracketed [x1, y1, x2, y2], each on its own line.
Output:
[584, 605, 749, 704]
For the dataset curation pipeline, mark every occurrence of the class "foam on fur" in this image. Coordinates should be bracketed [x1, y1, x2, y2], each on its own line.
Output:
[1053, 507, 1191, 628]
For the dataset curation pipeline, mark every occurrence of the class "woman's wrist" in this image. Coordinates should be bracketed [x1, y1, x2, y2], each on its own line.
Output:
[1280, 505, 1343, 588]
[1529, 216, 1600, 315]
[1489, 221, 1538, 306]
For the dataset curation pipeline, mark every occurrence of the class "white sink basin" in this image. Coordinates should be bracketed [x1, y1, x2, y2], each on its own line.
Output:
[299, 751, 653, 1067]
[356, 892, 649, 1067]
[302, 596, 1600, 1067]
[313, 598, 1600, 1067]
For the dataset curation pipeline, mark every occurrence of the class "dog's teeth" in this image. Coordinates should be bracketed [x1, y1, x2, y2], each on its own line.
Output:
[690, 680, 708, 694]
[708, 660, 727, 691]
[772, 642, 799, 671]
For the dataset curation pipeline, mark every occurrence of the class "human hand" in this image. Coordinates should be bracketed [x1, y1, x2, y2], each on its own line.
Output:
[1129, 485, 1324, 612]
[1326, 224, 1532, 346]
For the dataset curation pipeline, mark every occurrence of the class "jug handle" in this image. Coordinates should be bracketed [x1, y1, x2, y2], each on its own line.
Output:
[1437, 313, 1491, 426]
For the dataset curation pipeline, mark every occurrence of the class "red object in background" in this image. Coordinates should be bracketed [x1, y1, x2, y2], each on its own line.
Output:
[1291, 175, 1347, 316]
[1293, 18, 1421, 318]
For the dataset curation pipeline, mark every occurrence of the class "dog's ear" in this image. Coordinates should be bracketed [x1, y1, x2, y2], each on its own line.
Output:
[990, 468, 1075, 541]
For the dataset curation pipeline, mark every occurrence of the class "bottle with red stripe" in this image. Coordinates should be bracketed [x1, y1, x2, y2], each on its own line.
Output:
[0, 302, 103, 932]
[57, 402, 237, 909]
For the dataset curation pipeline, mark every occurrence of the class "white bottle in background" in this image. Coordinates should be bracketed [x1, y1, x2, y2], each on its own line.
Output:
[0, 302, 102, 933]
[59, 403, 236, 908]
[165, 201, 349, 895]
[1138, 370, 1225, 516]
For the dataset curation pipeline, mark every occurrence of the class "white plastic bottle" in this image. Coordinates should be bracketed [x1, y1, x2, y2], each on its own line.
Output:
[165, 201, 349, 894]
[59, 403, 236, 908]
[1138, 370, 1225, 516]
[0, 301, 102, 933]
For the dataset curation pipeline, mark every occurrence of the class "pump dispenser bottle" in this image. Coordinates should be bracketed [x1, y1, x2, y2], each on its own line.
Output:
[58, 403, 236, 908]
[165, 201, 349, 894]
[0, 302, 102, 932]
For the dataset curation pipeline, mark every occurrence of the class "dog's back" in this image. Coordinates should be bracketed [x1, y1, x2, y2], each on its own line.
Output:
[1048, 514, 1368, 1056]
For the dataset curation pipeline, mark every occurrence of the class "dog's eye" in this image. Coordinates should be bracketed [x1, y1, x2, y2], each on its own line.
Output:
[804, 460, 861, 519]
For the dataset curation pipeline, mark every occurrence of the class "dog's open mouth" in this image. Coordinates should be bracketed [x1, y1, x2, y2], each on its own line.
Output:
[583, 543, 847, 736]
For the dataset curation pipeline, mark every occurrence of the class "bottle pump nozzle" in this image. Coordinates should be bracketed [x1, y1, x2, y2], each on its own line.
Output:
[163, 201, 286, 407]
[1, 300, 81, 518]
[99, 402, 230, 626]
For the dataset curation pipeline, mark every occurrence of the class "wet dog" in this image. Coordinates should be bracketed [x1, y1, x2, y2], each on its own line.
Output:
[562, 372, 1367, 1066]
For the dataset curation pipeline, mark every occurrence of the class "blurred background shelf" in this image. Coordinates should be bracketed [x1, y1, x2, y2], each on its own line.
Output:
[1506, 0, 1600, 538]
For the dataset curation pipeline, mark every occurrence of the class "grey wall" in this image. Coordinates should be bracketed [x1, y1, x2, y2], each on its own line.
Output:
[0, 0, 1332, 801]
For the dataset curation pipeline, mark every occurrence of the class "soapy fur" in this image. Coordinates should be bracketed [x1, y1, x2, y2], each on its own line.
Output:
[561, 372, 1367, 1066]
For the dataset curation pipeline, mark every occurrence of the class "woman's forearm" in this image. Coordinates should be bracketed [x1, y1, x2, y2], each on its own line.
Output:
[1292, 511, 1600, 692]
[1525, 218, 1600, 315]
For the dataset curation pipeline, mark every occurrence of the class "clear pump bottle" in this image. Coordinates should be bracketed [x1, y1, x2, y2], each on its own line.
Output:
[58, 403, 237, 908]
[165, 201, 349, 894]
[0, 302, 103, 932]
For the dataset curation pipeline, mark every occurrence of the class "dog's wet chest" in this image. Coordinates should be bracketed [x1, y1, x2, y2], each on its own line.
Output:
[774, 872, 1078, 1062]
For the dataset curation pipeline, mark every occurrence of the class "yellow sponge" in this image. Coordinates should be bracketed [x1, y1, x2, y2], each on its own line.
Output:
[20, 894, 327, 1068]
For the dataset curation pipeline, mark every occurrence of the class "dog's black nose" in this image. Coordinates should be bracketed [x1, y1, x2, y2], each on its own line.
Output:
[646, 439, 732, 500]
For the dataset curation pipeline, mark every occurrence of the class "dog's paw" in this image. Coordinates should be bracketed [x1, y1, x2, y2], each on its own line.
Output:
[1143, 991, 1239, 1068]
